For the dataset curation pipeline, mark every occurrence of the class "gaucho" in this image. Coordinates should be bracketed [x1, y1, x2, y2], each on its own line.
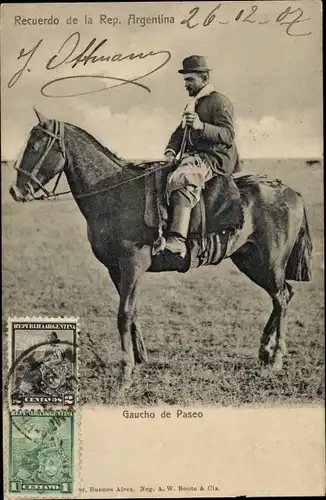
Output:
[164, 54, 241, 258]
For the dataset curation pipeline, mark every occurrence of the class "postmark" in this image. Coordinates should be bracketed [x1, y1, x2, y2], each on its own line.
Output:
[8, 409, 75, 495]
[7, 318, 79, 407]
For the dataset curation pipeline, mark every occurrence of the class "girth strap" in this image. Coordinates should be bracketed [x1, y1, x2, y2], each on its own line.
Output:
[151, 168, 168, 255]
[200, 193, 207, 257]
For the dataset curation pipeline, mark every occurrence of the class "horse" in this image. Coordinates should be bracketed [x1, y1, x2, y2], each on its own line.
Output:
[9, 109, 313, 388]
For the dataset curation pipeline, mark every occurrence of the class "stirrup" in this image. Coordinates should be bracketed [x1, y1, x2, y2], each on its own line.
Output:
[152, 236, 166, 255]
[152, 226, 166, 255]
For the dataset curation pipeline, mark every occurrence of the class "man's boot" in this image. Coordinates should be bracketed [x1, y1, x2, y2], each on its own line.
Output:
[165, 190, 192, 258]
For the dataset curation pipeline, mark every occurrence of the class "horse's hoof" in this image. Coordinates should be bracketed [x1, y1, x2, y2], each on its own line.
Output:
[134, 350, 148, 364]
[258, 346, 271, 365]
[118, 364, 133, 390]
[132, 364, 141, 376]
[271, 352, 283, 372]
[271, 363, 283, 372]
[118, 376, 133, 391]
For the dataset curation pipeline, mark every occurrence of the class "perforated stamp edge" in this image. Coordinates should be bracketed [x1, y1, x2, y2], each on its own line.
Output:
[3, 317, 81, 500]
[5, 317, 80, 410]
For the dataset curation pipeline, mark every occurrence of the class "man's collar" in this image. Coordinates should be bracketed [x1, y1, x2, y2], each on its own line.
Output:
[183, 83, 216, 122]
[194, 83, 215, 101]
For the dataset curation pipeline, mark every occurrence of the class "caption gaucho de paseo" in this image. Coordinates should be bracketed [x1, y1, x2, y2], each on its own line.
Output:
[122, 409, 204, 419]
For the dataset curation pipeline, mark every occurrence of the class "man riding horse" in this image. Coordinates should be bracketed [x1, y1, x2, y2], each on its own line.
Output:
[10, 83, 313, 383]
[164, 55, 241, 257]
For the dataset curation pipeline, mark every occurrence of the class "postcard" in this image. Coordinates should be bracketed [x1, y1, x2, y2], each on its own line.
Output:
[1, 1, 324, 498]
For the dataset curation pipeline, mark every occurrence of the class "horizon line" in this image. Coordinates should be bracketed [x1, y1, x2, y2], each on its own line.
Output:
[2, 156, 323, 162]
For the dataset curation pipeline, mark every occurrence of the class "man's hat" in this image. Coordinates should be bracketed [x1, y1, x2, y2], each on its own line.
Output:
[178, 55, 211, 74]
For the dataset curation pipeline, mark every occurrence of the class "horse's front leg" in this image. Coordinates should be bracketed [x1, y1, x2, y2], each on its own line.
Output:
[131, 308, 148, 364]
[117, 246, 150, 387]
[108, 262, 147, 365]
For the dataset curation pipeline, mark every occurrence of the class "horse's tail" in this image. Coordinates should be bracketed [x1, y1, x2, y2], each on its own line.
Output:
[286, 205, 313, 281]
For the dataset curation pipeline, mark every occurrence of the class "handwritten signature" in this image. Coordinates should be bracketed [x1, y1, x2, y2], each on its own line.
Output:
[8, 32, 172, 98]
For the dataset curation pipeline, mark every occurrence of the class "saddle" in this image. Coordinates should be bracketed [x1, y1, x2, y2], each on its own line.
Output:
[130, 160, 245, 271]
[143, 162, 244, 234]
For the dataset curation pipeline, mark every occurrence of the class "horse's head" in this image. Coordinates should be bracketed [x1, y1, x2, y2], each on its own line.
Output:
[10, 109, 66, 202]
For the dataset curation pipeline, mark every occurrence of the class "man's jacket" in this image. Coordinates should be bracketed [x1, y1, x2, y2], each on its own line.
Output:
[165, 90, 240, 175]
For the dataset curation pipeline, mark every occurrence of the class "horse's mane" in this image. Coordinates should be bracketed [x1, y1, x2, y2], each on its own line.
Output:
[66, 122, 126, 166]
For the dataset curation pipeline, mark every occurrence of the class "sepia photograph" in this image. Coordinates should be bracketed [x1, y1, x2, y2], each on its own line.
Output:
[2, 1, 324, 497]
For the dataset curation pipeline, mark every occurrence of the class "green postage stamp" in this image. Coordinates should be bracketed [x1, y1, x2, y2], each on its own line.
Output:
[8, 410, 74, 495]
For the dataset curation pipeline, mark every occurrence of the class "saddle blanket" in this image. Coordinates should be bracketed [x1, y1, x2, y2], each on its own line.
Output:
[148, 229, 239, 273]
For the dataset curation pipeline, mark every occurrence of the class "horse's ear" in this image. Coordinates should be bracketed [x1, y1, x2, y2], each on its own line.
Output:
[33, 107, 48, 126]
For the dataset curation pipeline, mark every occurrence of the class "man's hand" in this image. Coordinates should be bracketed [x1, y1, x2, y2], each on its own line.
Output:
[183, 111, 204, 131]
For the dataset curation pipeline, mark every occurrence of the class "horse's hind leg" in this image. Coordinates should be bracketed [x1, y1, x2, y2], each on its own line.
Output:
[268, 279, 295, 371]
[231, 242, 292, 370]
[259, 282, 294, 366]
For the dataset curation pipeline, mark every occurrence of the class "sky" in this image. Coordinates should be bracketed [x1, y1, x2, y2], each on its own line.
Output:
[1, 1, 322, 160]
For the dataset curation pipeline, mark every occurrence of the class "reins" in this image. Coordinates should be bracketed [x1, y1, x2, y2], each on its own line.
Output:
[74, 162, 170, 200]
[35, 162, 171, 201]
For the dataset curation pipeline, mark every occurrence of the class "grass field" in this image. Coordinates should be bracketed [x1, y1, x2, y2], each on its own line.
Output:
[2, 158, 324, 407]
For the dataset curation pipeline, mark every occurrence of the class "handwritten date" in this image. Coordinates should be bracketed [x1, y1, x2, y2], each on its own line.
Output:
[181, 4, 312, 37]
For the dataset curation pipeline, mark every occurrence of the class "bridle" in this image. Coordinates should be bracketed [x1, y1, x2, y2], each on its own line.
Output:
[14, 119, 174, 201]
[14, 120, 70, 200]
